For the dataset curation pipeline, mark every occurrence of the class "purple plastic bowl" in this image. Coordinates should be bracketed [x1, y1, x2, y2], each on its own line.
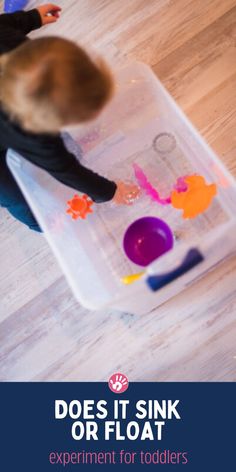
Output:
[123, 217, 174, 267]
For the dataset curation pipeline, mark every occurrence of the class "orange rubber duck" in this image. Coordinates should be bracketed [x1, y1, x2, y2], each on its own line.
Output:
[66, 194, 93, 220]
[171, 175, 217, 218]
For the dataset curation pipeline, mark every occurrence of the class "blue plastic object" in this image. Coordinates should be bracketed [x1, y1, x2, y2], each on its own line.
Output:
[147, 248, 204, 291]
[4, 0, 28, 13]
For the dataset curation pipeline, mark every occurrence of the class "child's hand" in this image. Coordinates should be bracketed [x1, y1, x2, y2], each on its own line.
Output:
[37, 4, 62, 25]
[113, 181, 141, 205]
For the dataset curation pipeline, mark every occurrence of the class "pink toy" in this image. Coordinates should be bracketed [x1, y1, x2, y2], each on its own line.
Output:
[133, 163, 171, 205]
[174, 176, 188, 193]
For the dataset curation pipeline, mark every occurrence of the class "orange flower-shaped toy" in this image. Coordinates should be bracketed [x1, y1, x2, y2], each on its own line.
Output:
[171, 175, 217, 218]
[66, 194, 93, 220]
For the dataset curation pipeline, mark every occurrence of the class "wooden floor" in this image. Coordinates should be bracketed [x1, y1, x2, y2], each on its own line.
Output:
[0, 0, 236, 381]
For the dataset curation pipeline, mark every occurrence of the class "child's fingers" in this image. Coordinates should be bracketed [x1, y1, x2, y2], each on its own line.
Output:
[43, 3, 62, 11]
[37, 4, 62, 24]
[44, 15, 58, 24]
[48, 11, 60, 18]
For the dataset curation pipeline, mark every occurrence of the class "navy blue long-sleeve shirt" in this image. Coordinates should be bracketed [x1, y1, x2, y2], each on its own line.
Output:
[0, 9, 117, 202]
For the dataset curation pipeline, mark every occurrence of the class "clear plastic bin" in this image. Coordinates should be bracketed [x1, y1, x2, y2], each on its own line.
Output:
[7, 62, 236, 314]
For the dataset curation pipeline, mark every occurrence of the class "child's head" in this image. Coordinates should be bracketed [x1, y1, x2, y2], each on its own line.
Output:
[0, 37, 114, 133]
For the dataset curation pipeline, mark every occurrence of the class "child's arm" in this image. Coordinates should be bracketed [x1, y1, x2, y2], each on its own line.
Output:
[20, 135, 140, 204]
[15, 133, 117, 203]
[0, 4, 61, 34]
[8, 126, 140, 203]
[0, 9, 42, 34]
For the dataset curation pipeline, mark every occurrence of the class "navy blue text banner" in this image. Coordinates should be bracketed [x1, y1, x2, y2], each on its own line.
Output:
[0, 382, 235, 471]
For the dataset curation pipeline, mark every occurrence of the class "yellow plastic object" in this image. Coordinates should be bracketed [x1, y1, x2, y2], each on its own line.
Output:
[121, 272, 145, 285]
[66, 194, 93, 220]
[171, 175, 217, 219]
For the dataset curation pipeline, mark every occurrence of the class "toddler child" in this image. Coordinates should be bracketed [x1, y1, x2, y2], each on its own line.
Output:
[0, 3, 139, 232]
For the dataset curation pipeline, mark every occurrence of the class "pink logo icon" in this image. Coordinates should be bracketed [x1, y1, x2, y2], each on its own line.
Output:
[108, 373, 129, 394]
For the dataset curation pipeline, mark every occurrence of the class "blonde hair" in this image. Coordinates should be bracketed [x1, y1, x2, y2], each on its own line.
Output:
[0, 37, 114, 133]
